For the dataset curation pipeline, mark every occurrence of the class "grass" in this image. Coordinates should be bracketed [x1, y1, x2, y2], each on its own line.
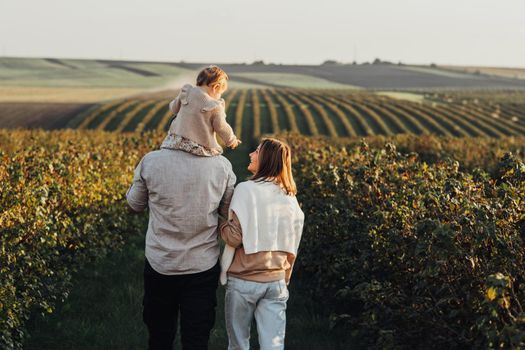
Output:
[232, 72, 359, 89]
[23, 145, 356, 350]
[375, 91, 425, 103]
[399, 65, 478, 79]
[24, 233, 355, 350]
[0, 86, 143, 103]
[0, 57, 196, 89]
[441, 65, 525, 80]
[24, 236, 352, 350]
[24, 233, 149, 350]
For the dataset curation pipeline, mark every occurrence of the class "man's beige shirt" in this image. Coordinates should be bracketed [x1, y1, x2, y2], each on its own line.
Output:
[127, 148, 236, 275]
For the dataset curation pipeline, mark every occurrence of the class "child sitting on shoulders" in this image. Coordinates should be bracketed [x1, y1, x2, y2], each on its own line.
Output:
[161, 65, 241, 156]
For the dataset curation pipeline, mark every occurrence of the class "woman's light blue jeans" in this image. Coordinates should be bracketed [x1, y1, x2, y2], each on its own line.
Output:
[225, 276, 289, 350]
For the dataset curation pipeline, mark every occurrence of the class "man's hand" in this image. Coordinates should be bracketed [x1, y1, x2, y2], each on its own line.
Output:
[128, 205, 141, 214]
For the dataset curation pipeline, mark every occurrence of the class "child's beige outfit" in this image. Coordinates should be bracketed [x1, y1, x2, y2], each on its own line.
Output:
[160, 84, 238, 156]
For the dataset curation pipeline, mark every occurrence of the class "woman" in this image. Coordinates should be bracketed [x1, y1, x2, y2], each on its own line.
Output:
[219, 138, 305, 350]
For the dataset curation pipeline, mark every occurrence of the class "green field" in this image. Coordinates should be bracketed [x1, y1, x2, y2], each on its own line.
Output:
[0, 57, 195, 88]
[1, 57, 524, 133]
[2, 57, 525, 349]
[4, 129, 525, 350]
[68, 88, 525, 139]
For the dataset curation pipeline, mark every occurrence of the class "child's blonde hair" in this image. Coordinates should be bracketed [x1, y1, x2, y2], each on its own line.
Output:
[196, 65, 229, 91]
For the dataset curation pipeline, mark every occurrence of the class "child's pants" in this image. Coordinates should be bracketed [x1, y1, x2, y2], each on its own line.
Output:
[225, 276, 289, 350]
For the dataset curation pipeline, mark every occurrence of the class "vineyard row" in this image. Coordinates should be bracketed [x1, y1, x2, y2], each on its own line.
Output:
[72, 89, 525, 139]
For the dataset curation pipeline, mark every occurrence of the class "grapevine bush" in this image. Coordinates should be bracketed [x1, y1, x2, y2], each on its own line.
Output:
[2, 129, 525, 349]
[284, 134, 525, 349]
[288, 134, 525, 174]
[0, 129, 163, 349]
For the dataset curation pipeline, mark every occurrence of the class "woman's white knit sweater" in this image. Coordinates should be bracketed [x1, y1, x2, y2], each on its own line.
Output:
[220, 180, 304, 285]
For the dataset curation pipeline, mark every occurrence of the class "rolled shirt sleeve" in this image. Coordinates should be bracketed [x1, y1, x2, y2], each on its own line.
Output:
[220, 211, 243, 248]
[126, 158, 148, 212]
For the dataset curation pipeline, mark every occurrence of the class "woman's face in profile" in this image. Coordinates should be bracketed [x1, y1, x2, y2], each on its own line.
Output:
[247, 145, 260, 174]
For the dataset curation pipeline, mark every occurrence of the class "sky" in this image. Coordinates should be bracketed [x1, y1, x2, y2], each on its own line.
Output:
[0, 0, 524, 67]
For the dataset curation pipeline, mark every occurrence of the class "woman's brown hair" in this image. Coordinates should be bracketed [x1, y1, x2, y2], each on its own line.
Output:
[196, 65, 229, 90]
[251, 138, 297, 196]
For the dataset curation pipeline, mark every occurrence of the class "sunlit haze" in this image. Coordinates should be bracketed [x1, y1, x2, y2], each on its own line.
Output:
[0, 0, 524, 67]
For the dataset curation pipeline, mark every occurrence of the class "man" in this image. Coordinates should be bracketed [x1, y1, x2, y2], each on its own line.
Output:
[126, 146, 236, 350]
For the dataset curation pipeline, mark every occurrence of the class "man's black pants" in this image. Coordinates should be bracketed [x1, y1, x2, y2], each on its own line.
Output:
[143, 258, 220, 350]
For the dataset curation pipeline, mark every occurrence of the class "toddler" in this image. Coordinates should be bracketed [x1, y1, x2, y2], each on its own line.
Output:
[161, 65, 241, 156]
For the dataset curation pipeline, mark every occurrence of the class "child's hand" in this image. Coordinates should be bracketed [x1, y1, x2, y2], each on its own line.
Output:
[229, 139, 242, 149]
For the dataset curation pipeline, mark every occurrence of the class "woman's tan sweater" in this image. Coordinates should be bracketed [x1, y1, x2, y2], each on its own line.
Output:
[220, 212, 296, 284]
[168, 84, 237, 152]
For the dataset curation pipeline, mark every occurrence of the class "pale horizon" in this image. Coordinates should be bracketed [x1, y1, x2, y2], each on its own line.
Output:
[1, 0, 524, 68]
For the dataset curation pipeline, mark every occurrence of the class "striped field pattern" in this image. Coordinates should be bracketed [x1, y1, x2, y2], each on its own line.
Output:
[71, 89, 525, 138]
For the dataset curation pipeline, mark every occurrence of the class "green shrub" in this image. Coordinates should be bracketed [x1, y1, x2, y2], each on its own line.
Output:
[0, 129, 163, 349]
[284, 134, 525, 349]
[2, 129, 525, 349]
[277, 133, 525, 175]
